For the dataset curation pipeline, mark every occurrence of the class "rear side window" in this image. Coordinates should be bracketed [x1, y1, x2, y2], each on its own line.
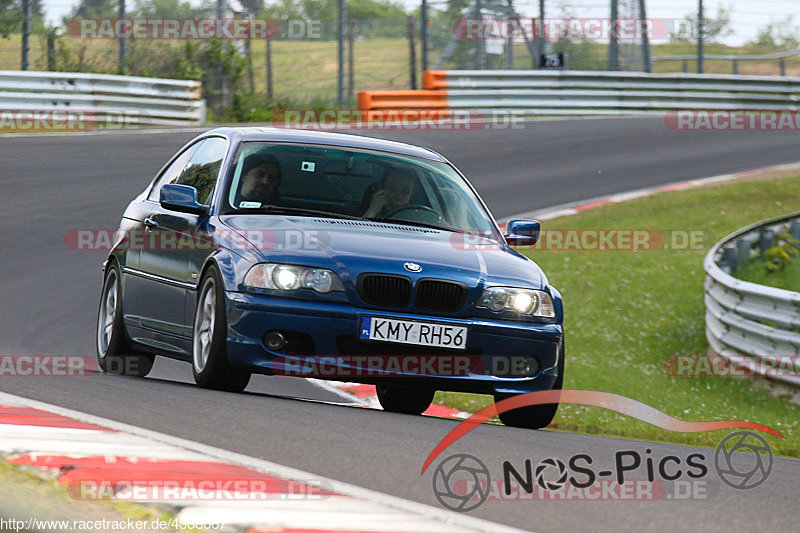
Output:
[147, 143, 200, 201]
[176, 137, 228, 205]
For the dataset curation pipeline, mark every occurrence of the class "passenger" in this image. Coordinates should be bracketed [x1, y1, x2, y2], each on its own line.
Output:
[363, 169, 416, 218]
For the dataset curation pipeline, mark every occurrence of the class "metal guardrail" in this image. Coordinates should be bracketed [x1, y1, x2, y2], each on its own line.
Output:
[705, 212, 800, 387]
[651, 49, 800, 76]
[0, 71, 205, 126]
[358, 70, 800, 116]
[654, 48, 800, 62]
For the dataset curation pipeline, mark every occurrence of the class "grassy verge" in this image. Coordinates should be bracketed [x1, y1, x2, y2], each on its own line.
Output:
[433, 174, 800, 457]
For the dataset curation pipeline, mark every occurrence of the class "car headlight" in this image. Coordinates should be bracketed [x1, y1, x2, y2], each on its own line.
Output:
[244, 263, 344, 293]
[478, 287, 555, 318]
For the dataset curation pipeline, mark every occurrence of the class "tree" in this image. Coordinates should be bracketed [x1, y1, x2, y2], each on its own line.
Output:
[132, 0, 209, 18]
[669, 4, 733, 44]
[66, 0, 118, 20]
[263, 0, 406, 21]
[0, 0, 22, 38]
[747, 17, 800, 50]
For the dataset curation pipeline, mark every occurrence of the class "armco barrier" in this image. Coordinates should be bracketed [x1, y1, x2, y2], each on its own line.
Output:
[0, 71, 205, 126]
[705, 212, 800, 387]
[359, 70, 800, 116]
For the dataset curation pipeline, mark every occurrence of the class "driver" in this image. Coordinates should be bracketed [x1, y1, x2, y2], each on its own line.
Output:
[236, 153, 281, 206]
[363, 168, 416, 218]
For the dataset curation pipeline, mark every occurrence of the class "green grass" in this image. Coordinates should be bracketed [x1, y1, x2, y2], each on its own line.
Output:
[433, 174, 800, 457]
[737, 254, 800, 292]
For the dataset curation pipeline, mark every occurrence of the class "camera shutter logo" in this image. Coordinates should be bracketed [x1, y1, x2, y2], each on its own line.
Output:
[535, 457, 569, 491]
[714, 430, 773, 490]
[432, 454, 490, 512]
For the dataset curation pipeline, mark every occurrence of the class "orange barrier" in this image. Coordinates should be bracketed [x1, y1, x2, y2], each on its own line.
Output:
[423, 70, 448, 90]
[359, 109, 453, 121]
[357, 89, 448, 111]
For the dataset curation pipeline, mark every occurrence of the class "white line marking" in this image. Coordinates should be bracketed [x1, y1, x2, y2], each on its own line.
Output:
[500, 160, 800, 223]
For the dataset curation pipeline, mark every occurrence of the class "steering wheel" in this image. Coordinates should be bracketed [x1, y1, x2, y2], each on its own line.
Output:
[383, 204, 442, 222]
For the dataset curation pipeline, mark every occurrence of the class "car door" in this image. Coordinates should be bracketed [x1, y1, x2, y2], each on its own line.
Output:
[136, 137, 228, 348]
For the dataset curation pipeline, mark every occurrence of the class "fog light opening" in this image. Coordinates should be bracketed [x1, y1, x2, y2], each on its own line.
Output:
[517, 356, 539, 377]
[264, 330, 287, 351]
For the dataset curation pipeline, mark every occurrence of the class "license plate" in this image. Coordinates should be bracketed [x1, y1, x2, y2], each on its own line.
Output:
[360, 317, 468, 350]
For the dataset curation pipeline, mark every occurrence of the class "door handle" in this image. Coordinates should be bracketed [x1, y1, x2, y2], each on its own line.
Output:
[143, 217, 159, 230]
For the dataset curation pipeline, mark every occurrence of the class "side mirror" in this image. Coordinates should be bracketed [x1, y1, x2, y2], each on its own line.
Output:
[505, 219, 540, 246]
[160, 184, 209, 216]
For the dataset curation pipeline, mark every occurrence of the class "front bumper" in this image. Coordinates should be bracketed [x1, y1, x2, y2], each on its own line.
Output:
[225, 291, 563, 395]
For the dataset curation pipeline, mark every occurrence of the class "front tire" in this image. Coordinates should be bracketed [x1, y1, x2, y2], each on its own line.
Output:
[192, 265, 251, 392]
[96, 262, 154, 377]
[376, 384, 434, 415]
[494, 339, 565, 430]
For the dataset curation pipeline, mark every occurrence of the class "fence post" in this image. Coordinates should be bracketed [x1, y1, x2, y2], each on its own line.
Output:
[118, 0, 128, 74]
[246, 37, 254, 94]
[46, 32, 56, 71]
[682, 60, 688, 73]
[506, 0, 514, 69]
[266, 39, 273, 99]
[348, 19, 355, 103]
[536, 0, 545, 67]
[408, 15, 417, 89]
[216, 0, 229, 108]
[780, 58, 786, 76]
[420, 0, 428, 72]
[638, 0, 651, 73]
[473, 0, 484, 69]
[337, 0, 345, 106]
[609, 0, 619, 71]
[732, 59, 738, 75]
[21, 0, 31, 71]
[697, 0, 704, 73]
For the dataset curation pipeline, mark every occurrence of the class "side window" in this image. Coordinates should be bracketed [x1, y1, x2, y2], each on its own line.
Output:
[147, 143, 200, 201]
[175, 137, 228, 205]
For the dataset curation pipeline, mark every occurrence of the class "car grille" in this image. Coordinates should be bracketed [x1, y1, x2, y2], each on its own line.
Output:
[415, 280, 467, 312]
[358, 275, 412, 308]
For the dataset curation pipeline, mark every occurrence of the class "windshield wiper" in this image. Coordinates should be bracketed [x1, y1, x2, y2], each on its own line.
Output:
[376, 217, 457, 232]
[231, 205, 366, 220]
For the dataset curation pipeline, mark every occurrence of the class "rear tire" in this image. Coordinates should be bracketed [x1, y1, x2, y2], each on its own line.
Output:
[192, 265, 251, 392]
[96, 262, 154, 377]
[376, 384, 434, 415]
[494, 339, 565, 430]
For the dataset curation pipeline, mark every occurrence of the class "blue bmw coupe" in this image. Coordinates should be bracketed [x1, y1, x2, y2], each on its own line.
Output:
[96, 127, 564, 428]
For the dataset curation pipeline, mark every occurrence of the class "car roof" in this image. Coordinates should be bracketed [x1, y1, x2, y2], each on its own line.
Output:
[203, 127, 447, 162]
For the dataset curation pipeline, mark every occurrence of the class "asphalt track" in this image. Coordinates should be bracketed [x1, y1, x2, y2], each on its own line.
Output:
[2, 117, 800, 531]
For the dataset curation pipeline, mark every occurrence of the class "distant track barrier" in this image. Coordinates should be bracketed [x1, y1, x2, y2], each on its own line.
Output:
[705, 212, 800, 387]
[359, 70, 800, 116]
[0, 71, 205, 127]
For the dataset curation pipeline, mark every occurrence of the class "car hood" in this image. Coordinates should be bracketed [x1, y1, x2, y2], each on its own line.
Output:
[219, 215, 546, 290]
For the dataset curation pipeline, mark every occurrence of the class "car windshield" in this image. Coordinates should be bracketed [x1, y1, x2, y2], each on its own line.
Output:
[224, 142, 498, 236]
